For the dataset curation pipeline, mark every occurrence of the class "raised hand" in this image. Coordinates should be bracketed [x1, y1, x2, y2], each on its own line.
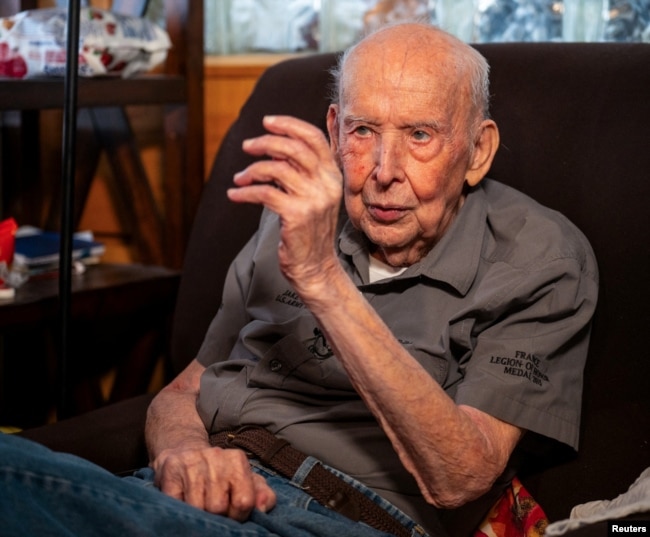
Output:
[228, 115, 343, 293]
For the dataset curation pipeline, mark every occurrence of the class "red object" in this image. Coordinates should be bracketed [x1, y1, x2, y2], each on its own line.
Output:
[0, 43, 27, 78]
[475, 477, 549, 537]
[0, 217, 18, 285]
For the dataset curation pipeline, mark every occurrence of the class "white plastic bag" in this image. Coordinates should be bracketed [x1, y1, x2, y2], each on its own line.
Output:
[0, 7, 171, 79]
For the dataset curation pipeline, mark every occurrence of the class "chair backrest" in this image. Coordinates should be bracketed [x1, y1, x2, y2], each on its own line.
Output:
[171, 43, 650, 522]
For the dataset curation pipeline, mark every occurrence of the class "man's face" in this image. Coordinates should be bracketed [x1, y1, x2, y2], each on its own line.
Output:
[327, 47, 479, 267]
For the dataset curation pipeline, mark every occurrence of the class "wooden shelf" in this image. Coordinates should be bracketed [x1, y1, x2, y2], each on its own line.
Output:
[0, 263, 180, 327]
[0, 75, 187, 110]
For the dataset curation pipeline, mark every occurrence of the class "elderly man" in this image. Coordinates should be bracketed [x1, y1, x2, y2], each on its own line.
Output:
[0, 22, 597, 537]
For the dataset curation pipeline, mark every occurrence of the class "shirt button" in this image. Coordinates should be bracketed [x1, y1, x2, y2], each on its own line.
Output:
[269, 359, 283, 372]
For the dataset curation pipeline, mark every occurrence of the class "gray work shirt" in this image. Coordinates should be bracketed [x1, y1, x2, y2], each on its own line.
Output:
[196, 178, 598, 530]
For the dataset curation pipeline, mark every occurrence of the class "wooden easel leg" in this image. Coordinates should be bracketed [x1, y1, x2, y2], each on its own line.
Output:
[89, 107, 165, 265]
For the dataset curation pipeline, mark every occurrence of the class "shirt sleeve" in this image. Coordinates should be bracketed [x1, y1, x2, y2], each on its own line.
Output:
[454, 254, 599, 450]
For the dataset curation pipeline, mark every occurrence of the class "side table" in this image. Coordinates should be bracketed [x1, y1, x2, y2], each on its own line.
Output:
[0, 263, 180, 428]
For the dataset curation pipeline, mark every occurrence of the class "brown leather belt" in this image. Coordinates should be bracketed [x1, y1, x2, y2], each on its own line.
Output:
[209, 426, 414, 537]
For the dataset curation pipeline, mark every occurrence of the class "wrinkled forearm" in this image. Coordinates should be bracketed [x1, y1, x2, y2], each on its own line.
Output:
[145, 359, 209, 462]
[296, 265, 521, 507]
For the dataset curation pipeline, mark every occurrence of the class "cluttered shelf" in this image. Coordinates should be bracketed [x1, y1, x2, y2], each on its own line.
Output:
[0, 224, 181, 425]
[0, 4, 204, 268]
[0, 3, 202, 424]
[0, 262, 180, 327]
[0, 74, 186, 110]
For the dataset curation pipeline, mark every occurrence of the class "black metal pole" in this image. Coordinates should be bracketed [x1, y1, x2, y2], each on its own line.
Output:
[58, 0, 82, 420]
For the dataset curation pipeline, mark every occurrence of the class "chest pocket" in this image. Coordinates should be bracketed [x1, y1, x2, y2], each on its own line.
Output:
[247, 332, 356, 396]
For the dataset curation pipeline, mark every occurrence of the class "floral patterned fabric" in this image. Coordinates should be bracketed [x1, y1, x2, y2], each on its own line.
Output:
[475, 477, 549, 537]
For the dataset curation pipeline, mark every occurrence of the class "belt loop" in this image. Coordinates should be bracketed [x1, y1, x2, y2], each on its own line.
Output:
[291, 455, 320, 487]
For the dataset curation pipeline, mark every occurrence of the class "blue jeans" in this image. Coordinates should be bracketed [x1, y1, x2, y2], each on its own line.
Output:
[0, 433, 429, 537]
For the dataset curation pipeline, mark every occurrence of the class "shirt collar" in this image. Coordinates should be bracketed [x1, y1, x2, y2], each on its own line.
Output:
[338, 183, 488, 296]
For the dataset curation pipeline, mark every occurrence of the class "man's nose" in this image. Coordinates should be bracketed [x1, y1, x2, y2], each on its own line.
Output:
[374, 135, 406, 185]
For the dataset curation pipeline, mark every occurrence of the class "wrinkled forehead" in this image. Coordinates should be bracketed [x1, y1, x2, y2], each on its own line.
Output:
[339, 38, 473, 116]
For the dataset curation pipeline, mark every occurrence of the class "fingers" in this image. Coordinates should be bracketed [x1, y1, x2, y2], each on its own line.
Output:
[231, 158, 300, 195]
[231, 115, 339, 194]
[252, 473, 277, 514]
[250, 115, 333, 164]
[152, 447, 276, 522]
[229, 158, 323, 214]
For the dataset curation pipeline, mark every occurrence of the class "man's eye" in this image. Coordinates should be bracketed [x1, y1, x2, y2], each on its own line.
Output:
[354, 126, 371, 136]
[412, 130, 430, 141]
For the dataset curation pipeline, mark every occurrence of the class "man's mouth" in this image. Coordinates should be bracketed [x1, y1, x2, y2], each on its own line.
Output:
[368, 204, 407, 223]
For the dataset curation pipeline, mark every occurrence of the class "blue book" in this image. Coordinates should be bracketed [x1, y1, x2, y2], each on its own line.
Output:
[14, 230, 105, 268]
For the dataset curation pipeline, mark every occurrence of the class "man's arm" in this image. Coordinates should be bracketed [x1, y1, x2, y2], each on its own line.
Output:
[145, 359, 276, 519]
[228, 115, 522, 508]
[295, 270, 523, 508]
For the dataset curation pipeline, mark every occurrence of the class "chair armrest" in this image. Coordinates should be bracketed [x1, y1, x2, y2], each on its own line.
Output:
[18, 393, 154, 475]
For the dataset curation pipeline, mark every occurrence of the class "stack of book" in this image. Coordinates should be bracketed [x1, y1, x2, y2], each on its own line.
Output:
[13, 227, 105, 275]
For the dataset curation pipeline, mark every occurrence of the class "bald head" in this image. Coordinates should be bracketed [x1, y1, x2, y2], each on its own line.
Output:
[331, 23, 490, 130]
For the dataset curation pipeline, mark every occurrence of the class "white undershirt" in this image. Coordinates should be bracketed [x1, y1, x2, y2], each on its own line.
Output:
[368, 255, 408, 283]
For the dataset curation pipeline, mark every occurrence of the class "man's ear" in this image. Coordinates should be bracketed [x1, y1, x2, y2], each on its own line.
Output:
[465, 119, 500, 187]
[326, 104, 340, 155]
